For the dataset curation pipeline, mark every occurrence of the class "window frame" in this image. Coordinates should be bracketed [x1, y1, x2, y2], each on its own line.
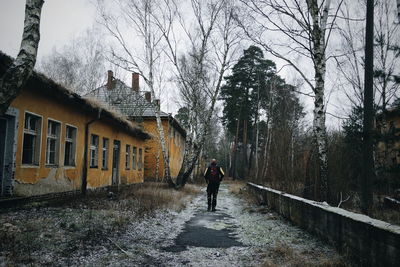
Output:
[125, 144, 131, 170]
[90, 134, 99, 168]
[64, 124, 77, 167]
[132, 146, 137, 170]
[21, 111, 42, 167]
[102, 137, 109, 170]
[46, 118, 61, 166]
[138, 148, 143, 171]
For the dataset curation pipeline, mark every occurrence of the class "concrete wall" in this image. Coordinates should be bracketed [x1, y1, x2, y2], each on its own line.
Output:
[247, 183, 400, 266]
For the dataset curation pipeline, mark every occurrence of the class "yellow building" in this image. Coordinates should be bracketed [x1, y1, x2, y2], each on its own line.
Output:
[86, 71, 186, 181]
[0, 52, 150, 197]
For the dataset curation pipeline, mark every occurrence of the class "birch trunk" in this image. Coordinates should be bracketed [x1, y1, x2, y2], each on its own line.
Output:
[175, 56, 229, 187]
[309, 0, 331, 201]
[0, 0, 44, 115]
[397, 0, 400, 22]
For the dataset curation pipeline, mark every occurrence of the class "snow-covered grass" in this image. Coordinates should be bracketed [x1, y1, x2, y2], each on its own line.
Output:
[0, 182, 200, 265]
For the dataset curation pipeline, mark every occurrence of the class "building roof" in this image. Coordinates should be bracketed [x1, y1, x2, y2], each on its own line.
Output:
[85, 79, 169, 118]
[0, 51, 150, 140]
[86, 78, 187, 138]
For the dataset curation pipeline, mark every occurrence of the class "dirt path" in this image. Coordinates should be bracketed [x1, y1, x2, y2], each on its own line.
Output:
[111, 184, 346, 266]
[0, 183, 346, 266]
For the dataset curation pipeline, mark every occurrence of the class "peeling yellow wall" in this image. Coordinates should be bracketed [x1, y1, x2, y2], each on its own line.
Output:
[10, 89, 146, 196]
[143, 118, 185, 179]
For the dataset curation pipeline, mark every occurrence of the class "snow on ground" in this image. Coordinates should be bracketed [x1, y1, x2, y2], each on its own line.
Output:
[0, 183, 346, 266]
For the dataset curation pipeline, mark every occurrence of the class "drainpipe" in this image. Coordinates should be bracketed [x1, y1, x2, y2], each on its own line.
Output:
[82, 108, 102, 195]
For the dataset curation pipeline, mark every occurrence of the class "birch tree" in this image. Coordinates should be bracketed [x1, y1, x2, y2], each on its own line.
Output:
[97, 0, 175, 186]
[153, 0, 240, 187]
[0, 0, 44, 115]
[238, 0, 343, 201]
[39, 27, 107, 95]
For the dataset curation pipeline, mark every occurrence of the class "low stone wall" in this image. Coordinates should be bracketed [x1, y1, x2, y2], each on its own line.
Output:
[247, 182, 400, 266]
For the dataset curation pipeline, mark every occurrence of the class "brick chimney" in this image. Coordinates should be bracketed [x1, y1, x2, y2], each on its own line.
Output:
[107, 70, 114, 90]
[132, 72, 139, 92]
[145, 92, 151, 102]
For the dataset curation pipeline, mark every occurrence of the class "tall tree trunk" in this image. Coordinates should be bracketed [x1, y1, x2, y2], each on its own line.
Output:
[0, 0, 44, 115]
[397, 0, 400, 22]
[362, 0, 374, 214]
[309, 0, 331, 202]
[242, 119, 248, 177]
[231, 119, 240, 179]
[254, 84, 261, 180]
[175, 55, 229, 188]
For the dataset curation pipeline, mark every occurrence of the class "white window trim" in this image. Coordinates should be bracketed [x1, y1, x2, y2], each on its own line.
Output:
[125, 144, 131, 170]
[138, 148, 143, 171]
[132, 146, 137, 170]
[90, 134, 99, 168]
[46, 118, 62, 166]
[21, 111, 43, 168]
[102, 137, 109, 170]
[64, 124, 77, 168]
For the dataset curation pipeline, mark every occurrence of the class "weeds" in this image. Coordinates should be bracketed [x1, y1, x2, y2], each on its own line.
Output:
[263, 242, 347, 267]
[0, 182, 201, 265]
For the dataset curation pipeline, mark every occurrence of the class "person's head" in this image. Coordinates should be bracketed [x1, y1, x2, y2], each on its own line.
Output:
[211, 159, 217, 165]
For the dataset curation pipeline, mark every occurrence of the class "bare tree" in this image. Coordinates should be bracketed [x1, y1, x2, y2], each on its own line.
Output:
[0, 0, 44, 115]
[336, 0, 399, 110]
[154, 0, 240, 187]
[238, 0, 344, 201]
[39, 27, 107, 95]
[96, 0, 175, 186]
[397, 0, 400, 22]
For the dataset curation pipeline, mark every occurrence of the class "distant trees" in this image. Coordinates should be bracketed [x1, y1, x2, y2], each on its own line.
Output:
[0, 0, 44, 115]
[221, 45, 304, 191]
[39, 28, 107, 95]
[220, 46, 276, 179]
[237, 0, 344, 201]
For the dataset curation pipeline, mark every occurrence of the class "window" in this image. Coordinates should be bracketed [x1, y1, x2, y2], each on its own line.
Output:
[22, 113, 41, 165]
[132, 146, 137, 170]
[138, 148, 143, 170]
[102, 138, 109, 169]
[125, 145, 131, 169]
[46, 120, 61, 165]
[90, 134, 99, 168]
[64, 126, 76, 166]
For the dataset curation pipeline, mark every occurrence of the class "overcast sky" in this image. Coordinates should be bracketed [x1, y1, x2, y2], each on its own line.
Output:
[0, 0, 351, 129]
[0, 0, 96, 59]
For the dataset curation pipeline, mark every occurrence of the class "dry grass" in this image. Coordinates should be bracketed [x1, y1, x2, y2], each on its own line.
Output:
[263, 243, 347, 267]
[226, 179, 262, 205]
[118, 182, 201, 215]
[0, 182, 201, 265]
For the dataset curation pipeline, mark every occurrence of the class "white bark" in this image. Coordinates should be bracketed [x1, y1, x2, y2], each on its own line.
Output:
[97, 0, 174, 186]
[0, 0, 44, 115]
[239, 0, 339, 201]
[310, 0, 331, 201]
[154, 0, 239, 187]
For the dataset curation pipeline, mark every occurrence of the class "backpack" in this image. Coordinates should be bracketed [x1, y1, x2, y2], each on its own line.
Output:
[209, 166, 220, 182]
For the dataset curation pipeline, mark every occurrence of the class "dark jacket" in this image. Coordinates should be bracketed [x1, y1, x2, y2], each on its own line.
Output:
[204, 163, 225, 183]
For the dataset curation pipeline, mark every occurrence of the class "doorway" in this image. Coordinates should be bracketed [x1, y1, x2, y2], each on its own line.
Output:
[0, 119, 7, 195]
[112, 140, 120, 185]
[0, 110, 17, 197]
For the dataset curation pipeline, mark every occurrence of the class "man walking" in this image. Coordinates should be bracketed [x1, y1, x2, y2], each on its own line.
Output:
[204, 159, 225, 211]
